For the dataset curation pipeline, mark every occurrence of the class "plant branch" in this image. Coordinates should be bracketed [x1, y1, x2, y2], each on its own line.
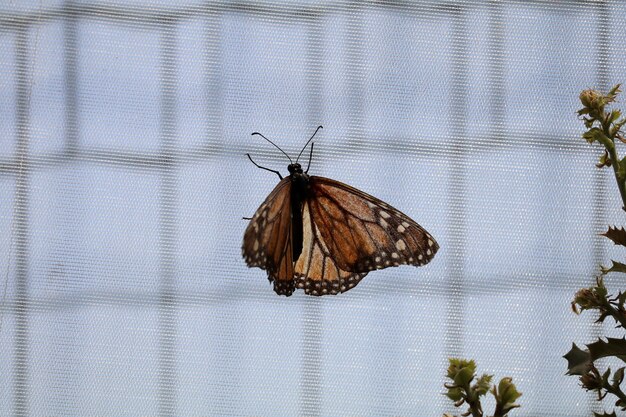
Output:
[605, 380, 626, 408]
[605, 131, 626, 211]
[605, 297, 626, 329]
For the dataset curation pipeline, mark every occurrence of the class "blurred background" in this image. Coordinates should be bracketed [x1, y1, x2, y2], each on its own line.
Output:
[0, 0, 624, 415]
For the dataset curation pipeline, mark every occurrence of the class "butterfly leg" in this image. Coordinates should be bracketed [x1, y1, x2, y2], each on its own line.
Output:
[246, 153, 283, 179]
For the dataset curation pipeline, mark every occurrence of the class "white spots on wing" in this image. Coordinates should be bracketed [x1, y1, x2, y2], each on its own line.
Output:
[418, 254, 423, 261]
[426, 249, 432, 256]
[402, 221, 410, 229]
[391, 252, 399, 259]
[296, 269, 367, 296]
[375, 256, 381, 263]
[379, 210, 390, 219]
[253, 240, 259, 251]
[428, 239, 435, 247]
[397, 224, 406, 233]
[367, 201, 377, 209]
[379, 218, 388, 228]
[395, 239, 406, 251]
[408, 257, 414, 263]
[244, 246, 266, 266]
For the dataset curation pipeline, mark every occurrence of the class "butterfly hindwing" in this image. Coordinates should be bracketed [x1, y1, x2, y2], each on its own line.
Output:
[293, 200, 368, 295]
[242, 178, 295, 295]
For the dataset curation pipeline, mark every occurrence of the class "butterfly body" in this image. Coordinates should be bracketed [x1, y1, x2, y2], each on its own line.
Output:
[242, 161, 439, 297]
[288, 162, 308, 262]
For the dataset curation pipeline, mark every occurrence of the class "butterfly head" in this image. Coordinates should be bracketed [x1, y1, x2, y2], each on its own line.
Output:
[287, 163, 304, 175]
[288, 163, 310, 191]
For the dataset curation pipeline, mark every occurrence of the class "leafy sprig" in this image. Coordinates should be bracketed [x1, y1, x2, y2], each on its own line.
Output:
[443, 359, 521, 417]
[566, 85, 626, 415]
[579, 84, 626, 210]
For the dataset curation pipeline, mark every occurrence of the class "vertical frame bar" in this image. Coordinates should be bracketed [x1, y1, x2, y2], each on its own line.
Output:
[13, 22, 31, 417]
[158, 18, 178, 417]
[64, 2, 79, 155]
[203, 9, 243, 416]
[487, 0, 506, 143]
[444, 5, 469, 361]
[345, 1, 366, 150]
[204, 7, 223, 152]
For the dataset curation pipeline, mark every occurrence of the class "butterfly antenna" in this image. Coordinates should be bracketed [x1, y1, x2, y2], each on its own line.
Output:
[305, 142, 314, 173]
[251, 131, 293, 164]
[296, 125, 323, 164]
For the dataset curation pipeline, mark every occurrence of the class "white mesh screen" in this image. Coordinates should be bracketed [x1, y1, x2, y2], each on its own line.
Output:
[0, 1, 621, 416]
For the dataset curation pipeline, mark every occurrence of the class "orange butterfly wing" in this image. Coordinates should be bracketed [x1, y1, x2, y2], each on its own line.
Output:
[242, 178, 295, 295]
[243, 175, 438, 296]
[292, 176, 438, 295]
[292, 199, 368, 295]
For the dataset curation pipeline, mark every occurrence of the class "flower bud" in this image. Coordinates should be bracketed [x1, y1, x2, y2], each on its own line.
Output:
[580, 89, 601, 108]
[580, 368, 603, 391]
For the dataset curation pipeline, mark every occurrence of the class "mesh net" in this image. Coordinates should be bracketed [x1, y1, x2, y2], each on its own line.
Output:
[0, 1, 622, 415]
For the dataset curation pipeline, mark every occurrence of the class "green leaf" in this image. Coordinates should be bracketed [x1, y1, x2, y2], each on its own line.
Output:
[447, 358, 476, 382]
[588, 338, 626, 364]
[618, 291, 626, 309]
[618, 157, 626, 181]
[596, 276, 608, 296]
[563, 343, 592, 375]
[446, 387, 464, 402]
[609, 84, 622, 98]
[611, 124, 626, 138]
[454, 366, 475, 387]
[497, 377, 522, 413]
[473, 374, 493, 396]
[583, 127, 612, 146]
[602, 367, 612, 386]
[612, 367, 625, 387]
[597, 150, 612, 168]
[601, 260, 626, 275]
[612, 118, 626, 135]
[610, 109, 622, 123]
[602, 226, 626, 246]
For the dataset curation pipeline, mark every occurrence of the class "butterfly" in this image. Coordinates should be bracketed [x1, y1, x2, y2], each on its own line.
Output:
[242, 126, 438, 296]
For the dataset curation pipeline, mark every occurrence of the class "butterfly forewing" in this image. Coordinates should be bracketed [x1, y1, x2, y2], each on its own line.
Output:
[307, 176, 438, 273]
[242, 178, 296, 295]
